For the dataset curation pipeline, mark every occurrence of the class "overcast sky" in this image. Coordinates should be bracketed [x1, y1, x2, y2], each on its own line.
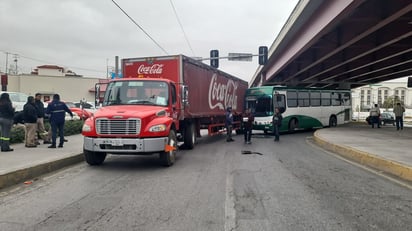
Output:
[0, 0, 299, 82]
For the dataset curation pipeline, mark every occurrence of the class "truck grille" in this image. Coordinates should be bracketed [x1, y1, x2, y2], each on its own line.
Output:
[96, 119, 141, 135]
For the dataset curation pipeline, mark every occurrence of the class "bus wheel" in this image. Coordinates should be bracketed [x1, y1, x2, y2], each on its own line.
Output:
[329, 116, 337, 127]
[288, 119, 298, 133]
[159, 130, 177, 167]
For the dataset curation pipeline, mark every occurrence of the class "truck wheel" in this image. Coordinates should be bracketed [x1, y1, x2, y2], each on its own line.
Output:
[84, 150, 106, 166]
[183, 123, 196, 149]
[159, 130, 177, 167]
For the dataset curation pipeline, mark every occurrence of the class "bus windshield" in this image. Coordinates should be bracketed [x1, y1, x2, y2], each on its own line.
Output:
[103, 80, 169, 107]
[254, 95, 273, 116]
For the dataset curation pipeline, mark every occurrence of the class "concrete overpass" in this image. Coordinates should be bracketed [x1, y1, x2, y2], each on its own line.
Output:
[250, 0, 412, 89]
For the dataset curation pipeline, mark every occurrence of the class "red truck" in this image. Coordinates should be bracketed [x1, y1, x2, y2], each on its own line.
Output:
[82, 55, 248, 166]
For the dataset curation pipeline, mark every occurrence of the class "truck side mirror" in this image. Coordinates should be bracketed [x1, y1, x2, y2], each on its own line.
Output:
[95, 83, 101, 107]
[181, 85, 189, 106]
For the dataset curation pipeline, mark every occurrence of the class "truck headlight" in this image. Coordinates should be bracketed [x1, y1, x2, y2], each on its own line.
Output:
[149, 124, 167, 132]
[82, 124, 92, 132]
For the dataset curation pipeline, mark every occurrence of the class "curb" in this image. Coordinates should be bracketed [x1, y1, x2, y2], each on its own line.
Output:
[313, 130, 412, 182]
[0, 153, 84, 190]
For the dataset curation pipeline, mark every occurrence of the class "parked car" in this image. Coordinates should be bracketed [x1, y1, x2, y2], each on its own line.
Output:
[366, 112, 395, 126]
[65, 102, 93, 119]
[0, 91, 28, 112]
[74, 101, 95, 110]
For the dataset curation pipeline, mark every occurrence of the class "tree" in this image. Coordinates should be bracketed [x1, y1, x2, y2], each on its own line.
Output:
[382, 95, 401, 109]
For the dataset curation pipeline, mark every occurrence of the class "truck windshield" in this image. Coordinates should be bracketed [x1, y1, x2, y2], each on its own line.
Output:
[103, 80, 169, 107]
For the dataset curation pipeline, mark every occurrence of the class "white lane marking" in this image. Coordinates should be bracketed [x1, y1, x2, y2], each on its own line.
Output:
[225, 172, 236, 231]
[307, 138, 412, 190]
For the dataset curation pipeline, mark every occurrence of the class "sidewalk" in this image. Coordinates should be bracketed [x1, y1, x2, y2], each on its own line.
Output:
[0, 134, 84, 189]
[314, 123, 412, 182]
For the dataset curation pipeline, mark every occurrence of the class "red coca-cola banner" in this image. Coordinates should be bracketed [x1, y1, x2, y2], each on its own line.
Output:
[123, 59, 179, 82]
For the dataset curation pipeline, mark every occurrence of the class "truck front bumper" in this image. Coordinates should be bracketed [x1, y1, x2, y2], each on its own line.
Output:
[83, 137, 168, 154]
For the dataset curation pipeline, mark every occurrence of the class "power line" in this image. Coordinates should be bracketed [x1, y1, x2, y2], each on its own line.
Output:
[19, 54, 105, 73]
[1, 50, 105, 74]
[169, 0, 195, 56]
[111, 0, 169, 55]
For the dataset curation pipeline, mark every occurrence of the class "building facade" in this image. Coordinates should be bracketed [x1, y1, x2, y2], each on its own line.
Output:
[352, 80, 412, 112]
[3, 74, 105, 103]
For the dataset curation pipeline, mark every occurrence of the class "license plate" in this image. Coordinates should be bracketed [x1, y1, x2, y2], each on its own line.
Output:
[103, 139, 123, 146]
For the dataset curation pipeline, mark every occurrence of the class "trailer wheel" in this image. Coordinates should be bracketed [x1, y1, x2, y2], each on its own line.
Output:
[184, 123, 196, 149]
[84, 150, 106, 166]
[159, 130, 177, 167]
[288, 118, 298, 133]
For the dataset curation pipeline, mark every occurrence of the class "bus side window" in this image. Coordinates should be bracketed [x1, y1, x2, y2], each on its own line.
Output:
[332, 92, 341, 106]
[321, 92, 331, 106]
[343, 92, 351, 106]
[274, 94, 286, 113]
[287, 91, 297, 107]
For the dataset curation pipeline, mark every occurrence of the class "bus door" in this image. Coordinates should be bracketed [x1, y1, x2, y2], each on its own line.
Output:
[245, 95, 257, 114]
[273, 92, 286, 113]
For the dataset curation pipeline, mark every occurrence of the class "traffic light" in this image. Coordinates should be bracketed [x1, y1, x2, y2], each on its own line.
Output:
[258, 46, 268, 65]
[408, 77, 412, 88]
[210, 50, 219, 68]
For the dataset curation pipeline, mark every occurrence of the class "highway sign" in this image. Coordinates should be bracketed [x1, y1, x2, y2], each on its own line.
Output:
[228, 53, 253, 61]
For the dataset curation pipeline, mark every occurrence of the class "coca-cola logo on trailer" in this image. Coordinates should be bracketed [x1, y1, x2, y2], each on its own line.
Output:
[208, 73, 238, 110]
[137, 64, 164, 75]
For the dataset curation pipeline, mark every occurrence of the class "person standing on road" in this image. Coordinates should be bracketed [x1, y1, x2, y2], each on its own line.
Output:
[23, 96, 38, 148]
[369, 104, 381, 128]
[46, 94, 73, 148]
[393, 102, 405, 130]
[225, 106, 234, 142]
[272, 107, 283, 142]
[242, 108, 254, 144]
[34, 93, 50, 144]
[0, 93, 15, 152]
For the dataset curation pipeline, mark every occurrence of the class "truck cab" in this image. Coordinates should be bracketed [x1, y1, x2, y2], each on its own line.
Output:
[82, 78, 182, 166]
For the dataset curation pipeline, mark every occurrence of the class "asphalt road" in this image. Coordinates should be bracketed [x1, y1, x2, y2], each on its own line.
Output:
[0, 131, 411, 231]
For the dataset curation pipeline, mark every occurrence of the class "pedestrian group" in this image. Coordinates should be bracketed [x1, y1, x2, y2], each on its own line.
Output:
[0, 92, 72, 151]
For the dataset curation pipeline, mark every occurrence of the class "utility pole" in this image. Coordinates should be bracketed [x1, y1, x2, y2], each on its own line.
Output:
[13, 54, 18, 75]
[4, 52, 9, 74]
[106, 58, 109, 79]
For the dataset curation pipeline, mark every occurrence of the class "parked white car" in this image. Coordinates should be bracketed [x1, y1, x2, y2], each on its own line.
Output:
[0, 91, 28, 112]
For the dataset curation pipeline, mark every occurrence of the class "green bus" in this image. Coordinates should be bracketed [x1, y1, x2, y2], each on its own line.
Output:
[244, 86, 351, 133]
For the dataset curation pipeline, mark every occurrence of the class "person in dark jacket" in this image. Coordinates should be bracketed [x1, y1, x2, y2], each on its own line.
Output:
[34, 93, 50, 144]
[272, 107, 283, 142]
[23, 96, 38, 148]
[242, 108, 254, 144]
[45, 94, 73, 148]
[225, 107, 234, 142]
[0, 93, 15, 151]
